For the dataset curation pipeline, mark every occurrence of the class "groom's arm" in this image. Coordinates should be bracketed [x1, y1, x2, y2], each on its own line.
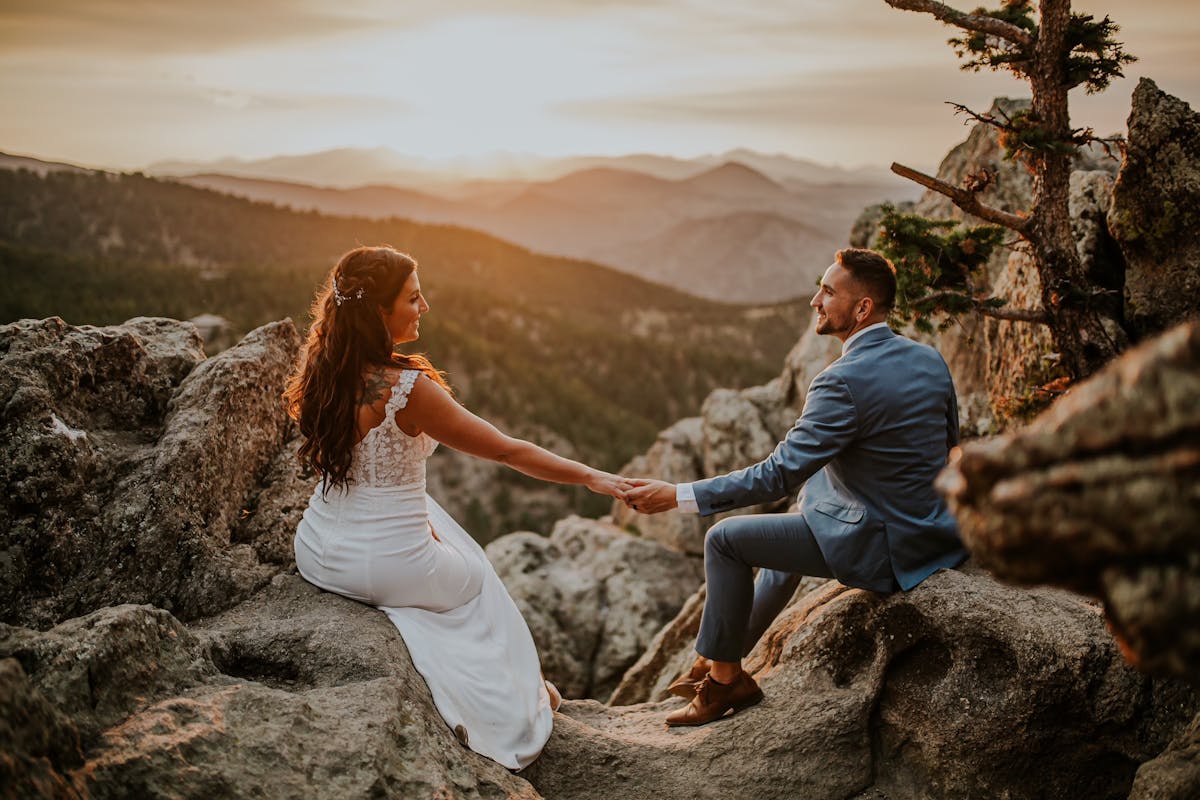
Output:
[692, 370, 858, 515]
[627, 371, 858, 515]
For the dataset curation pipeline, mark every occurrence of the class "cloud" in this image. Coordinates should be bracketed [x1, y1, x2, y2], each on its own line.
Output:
[0, 0, 676, 56]
[0, 0, 1195, 169]
[0, 0, 379, 54]
[557, 64, 1024, 128]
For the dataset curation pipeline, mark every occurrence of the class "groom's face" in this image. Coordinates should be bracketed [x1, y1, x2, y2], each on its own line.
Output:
[811, 263, 866, 340]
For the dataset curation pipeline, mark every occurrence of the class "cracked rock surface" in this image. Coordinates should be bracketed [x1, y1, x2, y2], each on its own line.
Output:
[527, 568, 1193, 800]
[940, 320, 1200, 799]
[1, 578, 540, 799]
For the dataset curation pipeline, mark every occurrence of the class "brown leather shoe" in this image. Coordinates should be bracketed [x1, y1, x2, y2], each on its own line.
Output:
[665, 671, 763, 727]
[666, 656, 711, 698]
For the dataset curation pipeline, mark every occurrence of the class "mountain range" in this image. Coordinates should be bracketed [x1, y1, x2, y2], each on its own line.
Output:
[147, 146, 903, 188]
[154, 147, 917, 303]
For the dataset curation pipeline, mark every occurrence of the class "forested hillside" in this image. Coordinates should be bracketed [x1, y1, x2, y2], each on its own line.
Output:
[0, 166, 809, 538]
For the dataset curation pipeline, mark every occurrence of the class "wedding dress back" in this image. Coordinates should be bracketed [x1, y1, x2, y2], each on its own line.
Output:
[294, 368, 553, 769]
[349, 369, 437, 488]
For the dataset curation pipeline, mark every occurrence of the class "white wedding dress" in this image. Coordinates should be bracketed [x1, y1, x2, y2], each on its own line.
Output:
[294, 369, 553, 769]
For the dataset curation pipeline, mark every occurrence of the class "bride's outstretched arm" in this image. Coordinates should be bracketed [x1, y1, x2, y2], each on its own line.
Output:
[400, 374, 632, 500]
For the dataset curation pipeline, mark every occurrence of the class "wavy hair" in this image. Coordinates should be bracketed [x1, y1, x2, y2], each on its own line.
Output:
[284, 246, 451, 492]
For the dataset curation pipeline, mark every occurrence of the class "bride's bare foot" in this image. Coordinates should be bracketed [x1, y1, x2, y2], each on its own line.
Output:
[545, 680, 562, 712]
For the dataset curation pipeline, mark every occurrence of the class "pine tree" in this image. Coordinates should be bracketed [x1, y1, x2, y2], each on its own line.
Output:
[880, 0, 1135, 378]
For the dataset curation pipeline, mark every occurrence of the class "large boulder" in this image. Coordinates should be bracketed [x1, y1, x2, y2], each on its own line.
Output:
[230, 431, 316, 568]
[1109, 79, 1200, 340]
[0, 606, 215, 749]
[0, 576, 541, 799]
[523, 568, 1195, 800]
[938, 320, 1200, 682]
[487, 517, 703, 700]
[0, 317, 302, 628]
[939, 320, 1200, 800]
[608, 584, 707, 706]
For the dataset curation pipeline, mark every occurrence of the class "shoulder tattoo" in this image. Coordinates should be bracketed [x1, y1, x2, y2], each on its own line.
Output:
[360, 369, 394, 407]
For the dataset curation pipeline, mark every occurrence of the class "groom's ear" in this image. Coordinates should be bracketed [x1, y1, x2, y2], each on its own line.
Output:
[857, 295, 874, 320]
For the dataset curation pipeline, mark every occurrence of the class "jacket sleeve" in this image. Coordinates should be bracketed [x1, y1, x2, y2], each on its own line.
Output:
[692, 370, 859, 516]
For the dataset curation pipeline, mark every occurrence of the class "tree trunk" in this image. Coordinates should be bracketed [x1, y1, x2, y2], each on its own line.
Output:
[1027, 0, 1122, 378]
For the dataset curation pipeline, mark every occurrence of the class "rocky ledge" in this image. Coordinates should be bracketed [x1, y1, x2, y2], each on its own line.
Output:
[941, 319, 1200, 799]
[2, 314, 1197, 798]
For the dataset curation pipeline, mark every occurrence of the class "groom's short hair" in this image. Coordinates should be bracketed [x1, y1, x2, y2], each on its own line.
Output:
[836, 248, 897, 312]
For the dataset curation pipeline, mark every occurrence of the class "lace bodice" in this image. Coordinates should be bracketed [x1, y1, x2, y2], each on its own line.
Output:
[348, 370, 438, 488]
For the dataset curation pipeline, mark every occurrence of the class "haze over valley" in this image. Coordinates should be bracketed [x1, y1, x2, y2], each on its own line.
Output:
[153, 147, 917, 303]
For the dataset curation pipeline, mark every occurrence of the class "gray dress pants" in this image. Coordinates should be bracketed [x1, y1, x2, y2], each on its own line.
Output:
[696, 512, 837, 662]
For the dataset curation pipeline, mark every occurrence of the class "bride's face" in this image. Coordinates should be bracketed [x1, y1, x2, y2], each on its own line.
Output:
[381, 272, 429, 344]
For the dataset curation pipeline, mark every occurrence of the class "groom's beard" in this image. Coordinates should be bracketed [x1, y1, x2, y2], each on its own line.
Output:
[815, 310, 852, 337]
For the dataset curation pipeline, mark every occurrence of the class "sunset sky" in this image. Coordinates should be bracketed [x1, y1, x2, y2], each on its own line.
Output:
[1, 0, 1197, 172]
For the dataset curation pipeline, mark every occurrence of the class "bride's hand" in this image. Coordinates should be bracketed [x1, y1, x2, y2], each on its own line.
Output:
[586, 470, 634, 502]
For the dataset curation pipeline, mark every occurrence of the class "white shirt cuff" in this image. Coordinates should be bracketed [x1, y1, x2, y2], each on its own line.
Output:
[676, 482, 699, 514]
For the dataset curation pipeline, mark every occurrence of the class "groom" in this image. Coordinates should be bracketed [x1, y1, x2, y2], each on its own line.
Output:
[625, 247, 966, 726]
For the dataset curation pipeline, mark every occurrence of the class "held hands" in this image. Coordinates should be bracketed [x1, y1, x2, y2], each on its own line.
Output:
[585, 470, 639, 504]
[622, 478, 678, 514]
[583, 473, 676, 513]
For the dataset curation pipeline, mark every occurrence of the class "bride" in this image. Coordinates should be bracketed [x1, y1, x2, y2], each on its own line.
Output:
[283, 245, 630, 768]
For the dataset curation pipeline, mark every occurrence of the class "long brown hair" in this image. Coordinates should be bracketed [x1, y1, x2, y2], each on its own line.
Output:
[284, 246, 451, 492]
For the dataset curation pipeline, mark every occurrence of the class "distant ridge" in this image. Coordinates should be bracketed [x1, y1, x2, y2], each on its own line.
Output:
[157, 160, 913, 302]
[699, 148, 897, 185]
[0, 151, 92, 176]
[5, 148, 919, 303]
[596, 210, 830, 301]
[144, 146, 901, 189]
[682, 161, 787, 197]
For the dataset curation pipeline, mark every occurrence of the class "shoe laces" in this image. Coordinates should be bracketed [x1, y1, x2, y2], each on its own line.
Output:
[694, 674, 715, 704]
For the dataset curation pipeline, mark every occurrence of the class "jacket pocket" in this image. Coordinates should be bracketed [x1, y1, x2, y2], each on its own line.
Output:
[813, 501, 866, 525]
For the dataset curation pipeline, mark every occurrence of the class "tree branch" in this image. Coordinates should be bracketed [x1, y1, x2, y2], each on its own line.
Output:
[918, 291, 1050, 323]
[891, 162, 1030, 233]
[947, 101, 1014, 130]
[883, 0, 1035, 48]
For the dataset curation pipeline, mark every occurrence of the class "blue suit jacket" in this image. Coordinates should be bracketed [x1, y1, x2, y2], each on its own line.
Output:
[693, 326, 966, 592]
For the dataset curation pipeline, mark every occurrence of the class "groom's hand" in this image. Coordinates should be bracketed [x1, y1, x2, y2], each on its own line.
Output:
[625, 479, 677, 514]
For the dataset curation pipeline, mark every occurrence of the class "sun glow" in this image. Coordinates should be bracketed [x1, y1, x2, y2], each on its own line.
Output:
[0, 0, 1196, 170]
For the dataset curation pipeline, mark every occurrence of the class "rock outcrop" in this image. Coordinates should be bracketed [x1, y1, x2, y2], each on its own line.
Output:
[939, 320, 1200, 681]
[0, 317, 302, 628]
[525, 568, 1194, 800]
[487, 517, 704, 700]
[1129, 713, 1200, 800]
[939, 319, 1200, 799]
[0, 577, 540, 798]
[1109, 79, 1200, 340]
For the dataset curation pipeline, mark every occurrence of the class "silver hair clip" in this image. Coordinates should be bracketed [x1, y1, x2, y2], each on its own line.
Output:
[333, 276, 365, 307]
